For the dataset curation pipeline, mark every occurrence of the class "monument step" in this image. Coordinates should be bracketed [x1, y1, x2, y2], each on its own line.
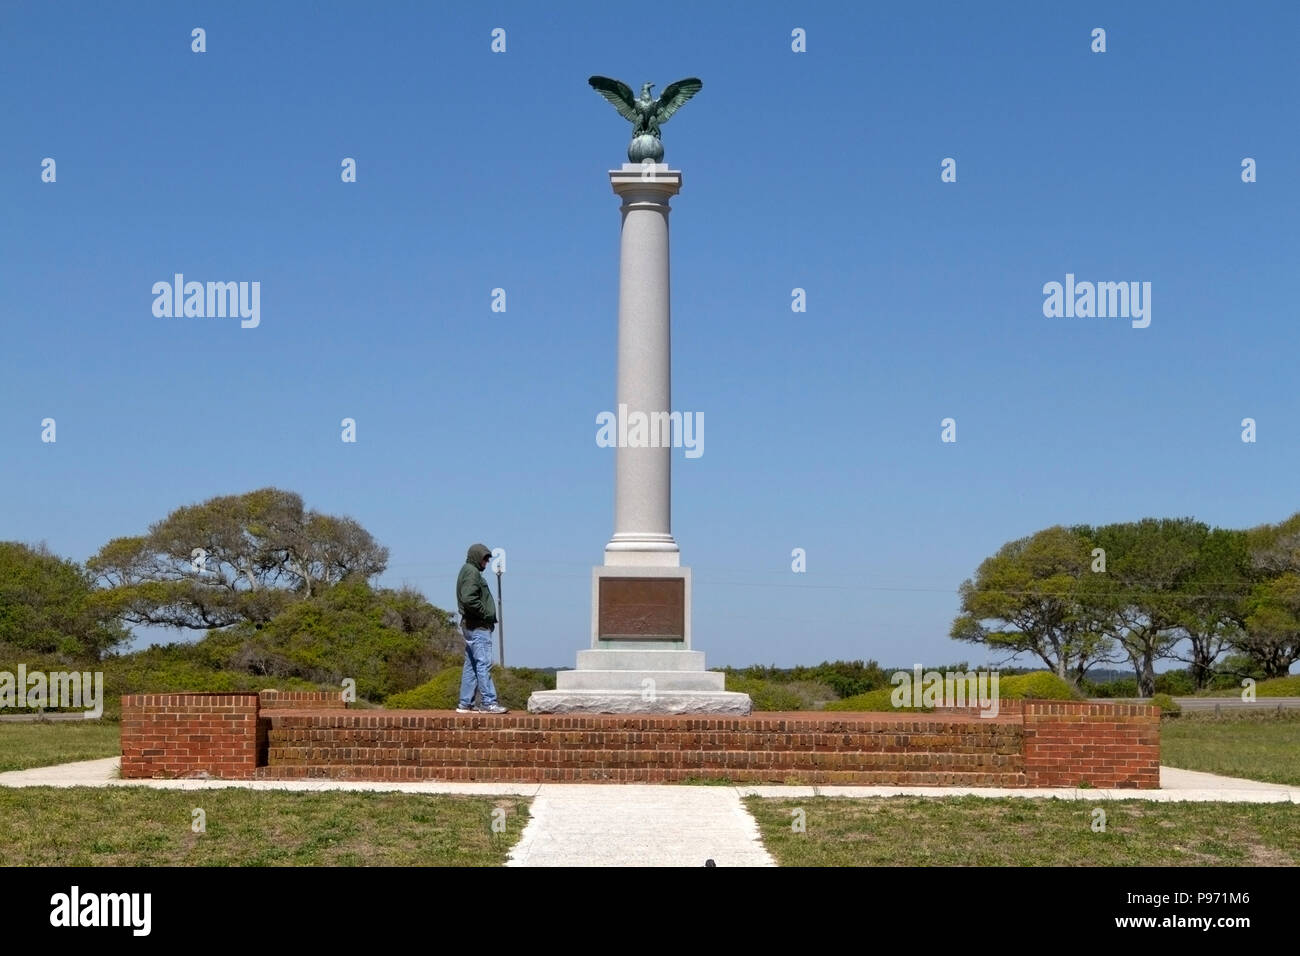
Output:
[266, 747, 1022, 769]
[265, 736, 1023, 756]
[574, 649, 707, 671]
[255, 764, 1029, 786]
[554, 669, 725, 691]
[528, 688, 746, 713]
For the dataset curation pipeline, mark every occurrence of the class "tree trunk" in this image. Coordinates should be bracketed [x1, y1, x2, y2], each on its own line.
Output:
[1139, 651, 1156, 698]
[1192, 648, 1213, 690]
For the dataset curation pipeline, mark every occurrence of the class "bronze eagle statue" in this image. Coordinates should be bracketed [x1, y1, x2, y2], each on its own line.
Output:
[587, 76, 703, 163]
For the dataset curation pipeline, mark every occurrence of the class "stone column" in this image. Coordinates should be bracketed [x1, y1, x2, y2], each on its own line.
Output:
[604, 164, 681, 567]
[525, 162, 750, 715]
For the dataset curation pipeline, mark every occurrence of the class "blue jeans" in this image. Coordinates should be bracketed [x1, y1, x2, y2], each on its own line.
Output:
[458, 624, 499, 709]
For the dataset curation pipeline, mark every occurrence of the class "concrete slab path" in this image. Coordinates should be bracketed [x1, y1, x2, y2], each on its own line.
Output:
[3, 759, 1294, 802]
[1, 759, 1295, 867]
[504, 784, 775, 867]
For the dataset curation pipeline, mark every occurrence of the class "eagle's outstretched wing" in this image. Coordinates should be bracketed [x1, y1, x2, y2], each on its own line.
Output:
[587, 76, 639, 123]
[654, 78, 702, 124]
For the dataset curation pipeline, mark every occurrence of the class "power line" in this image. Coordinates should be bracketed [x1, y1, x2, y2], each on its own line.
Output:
[384, 569, 1272, 601]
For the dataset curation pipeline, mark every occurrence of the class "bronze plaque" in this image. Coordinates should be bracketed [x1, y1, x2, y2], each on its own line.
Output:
[598, 577, 685, 640]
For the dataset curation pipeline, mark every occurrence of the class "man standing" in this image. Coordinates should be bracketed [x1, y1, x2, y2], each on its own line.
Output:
[456, 543, 508, 714]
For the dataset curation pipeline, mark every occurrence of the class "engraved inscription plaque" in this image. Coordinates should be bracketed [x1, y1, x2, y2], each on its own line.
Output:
[598, 577, 685, 640]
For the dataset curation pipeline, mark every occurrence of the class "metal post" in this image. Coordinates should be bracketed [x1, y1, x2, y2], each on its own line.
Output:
[495, 568, 504, 668]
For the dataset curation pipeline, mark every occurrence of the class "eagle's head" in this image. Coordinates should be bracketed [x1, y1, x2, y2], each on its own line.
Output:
[640, 82, 655, 99]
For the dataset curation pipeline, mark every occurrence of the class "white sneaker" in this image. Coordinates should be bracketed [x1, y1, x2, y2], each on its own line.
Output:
[455, 706, 475, 714]
[482, 704, 508, 714]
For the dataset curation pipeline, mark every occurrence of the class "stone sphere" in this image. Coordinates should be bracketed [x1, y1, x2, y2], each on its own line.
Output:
[627, 134, 664, 164]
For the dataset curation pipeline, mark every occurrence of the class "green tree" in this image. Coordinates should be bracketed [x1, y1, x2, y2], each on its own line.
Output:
[197, 576, 461, 701]
[1080, 518, 1206, 698]
[86, 487, 388, 632]
[951, 526, 1112, 684]
[1172, 527, 1250, 689]
[1238, 514, 1300, 678]
[0, 541, 130, 658]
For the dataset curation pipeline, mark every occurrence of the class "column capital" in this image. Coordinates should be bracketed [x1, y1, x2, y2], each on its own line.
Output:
[610, 164, 682, 204]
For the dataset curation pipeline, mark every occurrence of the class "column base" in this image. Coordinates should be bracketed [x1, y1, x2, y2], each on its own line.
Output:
[603, 534, 680, 567]
[528, 647, 753, 715]
[527, 690, 753, 716]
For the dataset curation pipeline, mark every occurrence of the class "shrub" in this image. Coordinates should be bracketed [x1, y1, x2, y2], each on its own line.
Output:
[724, 676, 806, 711]
[783, 679, 841, 708]
[1151, 692, 1181, 715]
[0, 641, 332, 720]
[824, 686, 926, 712]
[1252, 675, 1300, 697]
[195, 577, 459, 701]
[1085, 677, 1139, 698]
[1154, 670, 1197, 695]
[999, 672, 1081, 700]
[825, 670, 1081, 711]
[719, 660, 888, 699]
[384, 666, 549, 711]
[798, 660, 888, 698]
[1200, 674, 1300, 698]
[384, 668, 461, 709]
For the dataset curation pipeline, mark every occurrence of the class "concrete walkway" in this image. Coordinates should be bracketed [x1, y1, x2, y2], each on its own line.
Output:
[2, 759, 1295, 802]
[1, 760, 1295, 867]
[505, 784, 775, 867]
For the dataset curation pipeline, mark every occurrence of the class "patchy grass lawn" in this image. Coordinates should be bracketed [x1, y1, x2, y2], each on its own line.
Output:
[0, 786, 529, 866]
[1159, 712, 1300, 786]
[0, 721, 121, 772]
[748, 796, 1300, 866]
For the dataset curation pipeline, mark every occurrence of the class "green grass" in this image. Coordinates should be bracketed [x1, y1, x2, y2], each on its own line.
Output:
[748, 796, 1300, 866]
[1160, 712, 1300, 786]
[0, 786, 530, 866]
[0, 720, 122, 772]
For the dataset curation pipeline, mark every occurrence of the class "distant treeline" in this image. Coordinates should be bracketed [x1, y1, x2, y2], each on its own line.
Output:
[717, 659, 1266, 701]
[950, 516, 1300, 696]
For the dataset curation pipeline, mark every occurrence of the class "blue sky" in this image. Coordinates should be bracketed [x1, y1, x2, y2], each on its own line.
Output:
[3, 1, 1297, 671]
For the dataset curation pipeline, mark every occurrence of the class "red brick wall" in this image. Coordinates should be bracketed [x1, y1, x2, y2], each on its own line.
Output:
[259, 711, 1029, 785]
[933, 699, 1026, 715]
[257, 690, 347, 710]
[1021, 701, 1160, 788]
[120, 695, 1161, 788]
[120, 693, 259, 779]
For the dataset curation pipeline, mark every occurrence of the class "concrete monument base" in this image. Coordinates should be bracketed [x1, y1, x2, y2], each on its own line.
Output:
[527, 688, 752, 715]
[532, 647, 751, 715]
[525, 570, 753, 714]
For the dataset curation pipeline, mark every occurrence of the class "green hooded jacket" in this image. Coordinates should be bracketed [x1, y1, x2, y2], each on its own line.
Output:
[456, 543, 497, 631]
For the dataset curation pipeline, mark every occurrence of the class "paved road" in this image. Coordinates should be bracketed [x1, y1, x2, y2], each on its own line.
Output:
[0, 712, 98, 722]
[1098, 697, 1300, 712]
[1174, 696, 1300, 712]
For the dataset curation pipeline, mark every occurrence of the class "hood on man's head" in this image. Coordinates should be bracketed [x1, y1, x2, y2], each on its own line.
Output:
[466, 543, 492, 565]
